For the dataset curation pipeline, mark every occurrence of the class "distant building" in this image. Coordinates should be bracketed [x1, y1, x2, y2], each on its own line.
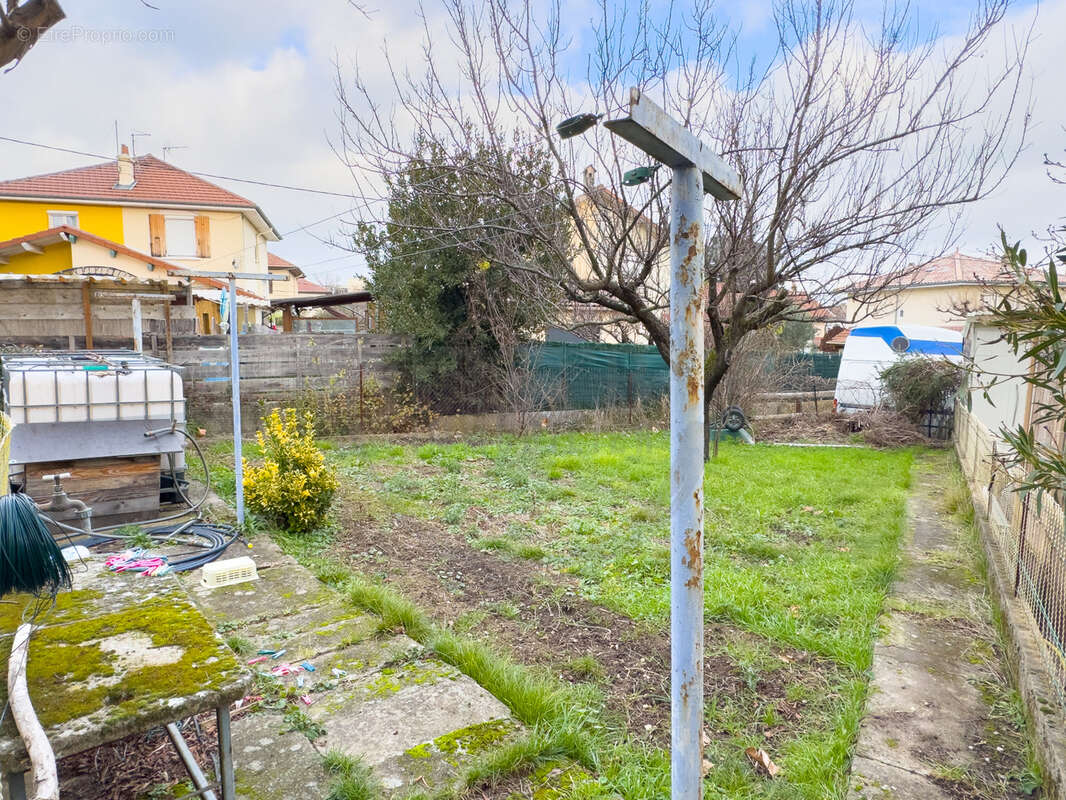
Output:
[0, 147, 279, 333]
[267, 253, 304, 300]
[846, 251, 1013, 330]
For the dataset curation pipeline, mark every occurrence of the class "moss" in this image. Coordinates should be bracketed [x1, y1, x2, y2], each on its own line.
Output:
[404, 742, 433, 759]
[0, 589, 104, 631]
[529, 762, 609, 800]
[0, 594, 244, 731]
[363, 659, 455, 699]
[433, 719, 514, 756]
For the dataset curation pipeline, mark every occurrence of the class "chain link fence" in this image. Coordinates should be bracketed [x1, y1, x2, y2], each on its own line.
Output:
[956, 402, 1066, 714]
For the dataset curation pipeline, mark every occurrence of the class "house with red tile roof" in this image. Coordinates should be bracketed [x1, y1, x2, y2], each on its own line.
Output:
[0, 146, 284, 333]
[267, 252, 305, 301]
[845, 250, 1015, 330]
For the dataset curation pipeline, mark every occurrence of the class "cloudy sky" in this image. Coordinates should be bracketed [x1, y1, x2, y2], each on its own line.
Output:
[0, 0, 1060, 286]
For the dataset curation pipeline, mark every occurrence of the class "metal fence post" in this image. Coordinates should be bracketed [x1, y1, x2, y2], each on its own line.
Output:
[229, 276, 245, 527]
[669, 165, 705, 800]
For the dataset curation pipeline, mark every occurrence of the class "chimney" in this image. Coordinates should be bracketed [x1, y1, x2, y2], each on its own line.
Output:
[116, 144, 135, 189]
[583, 165, 596, 190]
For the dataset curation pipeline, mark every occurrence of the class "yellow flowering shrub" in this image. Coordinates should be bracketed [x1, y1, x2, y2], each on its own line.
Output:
[243, 408, 338, 533]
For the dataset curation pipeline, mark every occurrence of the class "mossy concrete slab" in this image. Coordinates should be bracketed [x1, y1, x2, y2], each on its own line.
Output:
[242, 534, 301, 569]
[878, 613, 989, 680]
[308, 656, 512, 793]
[187, 564, 336, 627]
[302, 635, 423, 686]
[386, 718, 521, 796]
[857, 652, 986, 776]
[849, 755, 953, 800]
[232, 711, 330, 800]
[0, 560, 250, 774]
[237, 607, 381, 663]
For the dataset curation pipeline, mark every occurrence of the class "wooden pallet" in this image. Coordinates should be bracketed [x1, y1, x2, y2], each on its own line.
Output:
[24, 455, 161, 530]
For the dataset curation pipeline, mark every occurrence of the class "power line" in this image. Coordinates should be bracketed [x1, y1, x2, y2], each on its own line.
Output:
[0, 135, 465, 203]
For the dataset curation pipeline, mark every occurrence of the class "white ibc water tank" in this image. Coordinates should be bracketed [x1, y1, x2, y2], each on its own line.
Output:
[1, 351, 187, 467]
[7, 365, 184, 424]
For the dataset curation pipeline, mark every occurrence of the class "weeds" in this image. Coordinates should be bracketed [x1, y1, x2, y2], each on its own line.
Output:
[282, 707, 326, 740]
[224, 635, 253, 656]
[323, 750, 379, 800]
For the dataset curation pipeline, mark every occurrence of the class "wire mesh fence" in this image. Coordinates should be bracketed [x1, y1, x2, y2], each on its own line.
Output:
[956, 403, 1066, 714]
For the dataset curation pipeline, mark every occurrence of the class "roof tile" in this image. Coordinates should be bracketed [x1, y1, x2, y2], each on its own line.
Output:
[0, 155, 256, 208]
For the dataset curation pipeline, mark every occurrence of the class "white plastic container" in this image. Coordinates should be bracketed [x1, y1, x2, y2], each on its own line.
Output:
[3, 355, 184, 424]
[201, 557, 259, 588]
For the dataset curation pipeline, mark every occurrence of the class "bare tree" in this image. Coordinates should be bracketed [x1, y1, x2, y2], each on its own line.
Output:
[336, 0, 1030, 442]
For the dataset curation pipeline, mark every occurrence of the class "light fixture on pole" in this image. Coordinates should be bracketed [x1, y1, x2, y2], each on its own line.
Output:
[621, 164, 662, 187]
[557, 89, 742, 800]
[554, 113, 602, 140]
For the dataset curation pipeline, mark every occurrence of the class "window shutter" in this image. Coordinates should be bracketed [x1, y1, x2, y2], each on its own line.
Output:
[148, 214, 166, 257]
[195, 215, 211, 258]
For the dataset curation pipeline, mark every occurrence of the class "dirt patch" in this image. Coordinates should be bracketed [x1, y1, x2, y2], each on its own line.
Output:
[334, 490, 839, 744]
[57, 710, 223, 800]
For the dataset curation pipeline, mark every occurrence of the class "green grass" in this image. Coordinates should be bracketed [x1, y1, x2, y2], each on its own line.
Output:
[323, 750, 379, 800]
[208, 431, 917, 799]
[332, 433, 911, 670]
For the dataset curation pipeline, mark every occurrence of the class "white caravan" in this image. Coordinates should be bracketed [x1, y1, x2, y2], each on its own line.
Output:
[834, 324, 964, 412]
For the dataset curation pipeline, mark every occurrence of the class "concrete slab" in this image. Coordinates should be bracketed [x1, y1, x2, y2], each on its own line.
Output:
[891, 562, 983, 619]
[306, 635, 424, 683]
[308, 656, 512, 792]
[848, 755, 953, 800]
[238, 607, 381, 662]
[187, 563, 336, 627]
[383, 717, 521, 796]
[878, 613, 990, 680]
[858, 653, 986, 776]
[244, 534, 301, 569]
[232, 712, 330, 800]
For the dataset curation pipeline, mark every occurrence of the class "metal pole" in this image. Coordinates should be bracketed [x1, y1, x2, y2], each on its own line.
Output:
[165, 722, 219, 800]
[131, 297, 143, 352]
[228, 276, 245, 527]
[669, 165, 705, 800]
[217, 705, 236, 800]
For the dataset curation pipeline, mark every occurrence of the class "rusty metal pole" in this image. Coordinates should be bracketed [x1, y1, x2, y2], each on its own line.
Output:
[669, 165, 705, 800]
[579, 88, 740, 800]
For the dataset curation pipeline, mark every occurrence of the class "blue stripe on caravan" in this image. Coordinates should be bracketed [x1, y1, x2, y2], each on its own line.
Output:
[850, 326, 962, 356]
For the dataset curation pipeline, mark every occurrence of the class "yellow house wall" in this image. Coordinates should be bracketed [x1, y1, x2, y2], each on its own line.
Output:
[0, 240, 74, 274]
[195, 299, 221, 334]
[70, 239, 166, 281]
[0, 238, 184, 281]
[268, 268, 300, 299]
[0, 199, 124, 244]
[848, 284, 989, 328]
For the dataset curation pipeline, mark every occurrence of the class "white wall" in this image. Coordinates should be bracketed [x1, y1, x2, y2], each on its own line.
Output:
[965, 319, 1029, 434]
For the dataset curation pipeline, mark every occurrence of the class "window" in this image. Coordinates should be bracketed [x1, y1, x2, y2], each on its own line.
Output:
[165, 216, 197, 257]
[48, 210, 79, 228]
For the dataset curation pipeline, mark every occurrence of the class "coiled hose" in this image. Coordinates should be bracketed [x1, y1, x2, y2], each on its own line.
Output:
[37, 426, 241, 572]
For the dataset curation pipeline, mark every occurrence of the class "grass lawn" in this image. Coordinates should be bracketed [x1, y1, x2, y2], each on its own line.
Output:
[213, 432, 915, 799]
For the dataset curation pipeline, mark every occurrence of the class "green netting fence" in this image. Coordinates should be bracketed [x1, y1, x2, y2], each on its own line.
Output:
[526, 342, 840, 410]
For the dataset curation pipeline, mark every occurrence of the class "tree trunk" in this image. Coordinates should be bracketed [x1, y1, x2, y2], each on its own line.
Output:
[703, 355, 731, 462]
[7, 624, 59, 800]
[0, 0, 65, 71]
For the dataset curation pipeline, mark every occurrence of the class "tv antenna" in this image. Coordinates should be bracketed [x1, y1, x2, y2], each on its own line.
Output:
[130, 131, 151, 159]
[162, 145, 188, 162]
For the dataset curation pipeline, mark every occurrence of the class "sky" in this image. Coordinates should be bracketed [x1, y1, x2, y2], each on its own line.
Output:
[0, 0, 1060, 287]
